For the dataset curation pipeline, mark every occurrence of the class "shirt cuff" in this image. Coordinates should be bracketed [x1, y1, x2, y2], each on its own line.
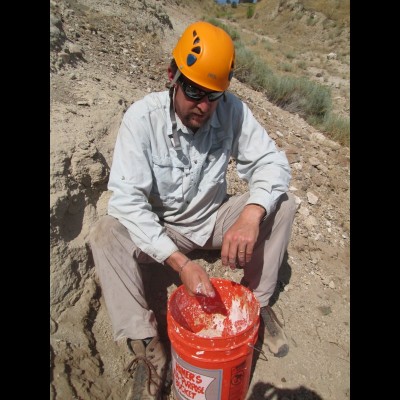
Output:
[139, 235, 179, 264]
[246, 195, 272, 217]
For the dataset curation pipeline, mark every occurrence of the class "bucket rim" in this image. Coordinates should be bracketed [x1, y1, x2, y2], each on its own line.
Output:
[167, 277, 260, 341]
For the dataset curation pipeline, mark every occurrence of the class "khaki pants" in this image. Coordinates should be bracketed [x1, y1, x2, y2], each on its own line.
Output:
[89, 192, 296, 341]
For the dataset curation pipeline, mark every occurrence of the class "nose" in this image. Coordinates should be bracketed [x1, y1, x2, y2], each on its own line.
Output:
[196, 96, 212, 111]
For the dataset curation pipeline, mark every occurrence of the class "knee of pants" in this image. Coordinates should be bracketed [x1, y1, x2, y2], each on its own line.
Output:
[284, 192, 298, 220]
[89, 215, 121, 248]
[261, 192, 297, 231]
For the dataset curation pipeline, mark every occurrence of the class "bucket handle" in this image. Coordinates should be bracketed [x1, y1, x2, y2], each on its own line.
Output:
[248, 343, 268, 361]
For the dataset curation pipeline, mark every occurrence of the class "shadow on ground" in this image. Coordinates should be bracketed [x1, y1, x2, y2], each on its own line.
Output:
[247, 381, 323, 399]
[269, 251, 292, 307]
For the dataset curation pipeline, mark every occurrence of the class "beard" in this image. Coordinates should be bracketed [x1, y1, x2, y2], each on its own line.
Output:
[181, 111, 210, 132]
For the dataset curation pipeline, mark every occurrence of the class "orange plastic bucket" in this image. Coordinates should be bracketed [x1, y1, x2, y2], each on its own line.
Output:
[167, 278, 260, 400]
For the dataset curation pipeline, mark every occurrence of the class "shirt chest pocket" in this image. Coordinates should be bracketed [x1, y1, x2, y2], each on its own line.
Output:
[151, 154, 187, 204]
[202, 131, 232, 180]
[210, 129, 232, 152]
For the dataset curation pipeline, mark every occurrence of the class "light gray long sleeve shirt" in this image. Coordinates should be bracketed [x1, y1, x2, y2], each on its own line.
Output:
[108, 90, 291, 263]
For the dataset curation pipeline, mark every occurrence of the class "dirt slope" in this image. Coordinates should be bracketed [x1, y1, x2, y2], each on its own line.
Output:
[50, 1, 350, 399]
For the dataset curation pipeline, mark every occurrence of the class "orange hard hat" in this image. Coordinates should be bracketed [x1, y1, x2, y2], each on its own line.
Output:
[172, 21, 235, 91]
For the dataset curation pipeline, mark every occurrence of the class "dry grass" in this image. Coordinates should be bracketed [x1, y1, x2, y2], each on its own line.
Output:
[302, 0, 350, 23]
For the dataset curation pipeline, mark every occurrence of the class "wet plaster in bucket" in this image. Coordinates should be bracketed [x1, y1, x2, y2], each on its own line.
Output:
[169, 279, 259, 342]
[196, 297, 251, 338]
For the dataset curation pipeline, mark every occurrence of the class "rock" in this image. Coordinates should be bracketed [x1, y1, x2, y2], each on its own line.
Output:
[307, 191, 319, 205]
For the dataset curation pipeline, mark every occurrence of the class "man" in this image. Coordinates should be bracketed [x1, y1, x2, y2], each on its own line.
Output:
[89, 21, 297, 400]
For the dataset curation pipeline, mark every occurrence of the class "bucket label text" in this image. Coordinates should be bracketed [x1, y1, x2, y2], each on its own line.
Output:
[172, 349, 222, 399]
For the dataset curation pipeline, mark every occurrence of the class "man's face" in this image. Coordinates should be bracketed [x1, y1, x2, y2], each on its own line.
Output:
[173, 76, 223, 132]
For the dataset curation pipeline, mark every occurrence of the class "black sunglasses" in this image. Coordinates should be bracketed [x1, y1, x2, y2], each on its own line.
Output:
[178, 78, 224, 102]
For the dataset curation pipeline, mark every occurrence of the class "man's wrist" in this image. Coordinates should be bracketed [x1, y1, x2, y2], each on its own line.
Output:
[178, 258, 190, 277]
[166, 251, 190, 274]
[244, 203, 266, 222]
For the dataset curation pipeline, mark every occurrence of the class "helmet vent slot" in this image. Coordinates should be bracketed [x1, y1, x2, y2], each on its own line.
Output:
[186, 54, 197, 66]
[191, 46, 201, 54]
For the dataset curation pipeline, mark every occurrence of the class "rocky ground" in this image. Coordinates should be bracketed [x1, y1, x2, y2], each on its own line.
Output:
[50, 0, 350, 399]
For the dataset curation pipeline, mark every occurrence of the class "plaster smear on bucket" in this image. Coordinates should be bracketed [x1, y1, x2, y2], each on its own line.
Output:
[196, 297, 250, 337]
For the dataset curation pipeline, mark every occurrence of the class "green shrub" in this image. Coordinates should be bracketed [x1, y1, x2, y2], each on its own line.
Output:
[206, 18, 240, 41]
[306, 16, 318, 26]
[280, 62, 293, 72]
[297, 60, 307, 70]
[261, 38, 273, 51]
[285, 51, 296, 60]
[320, 112, 350, 146]
[234, 45, 274, 91]
[247, 5, 255, 18]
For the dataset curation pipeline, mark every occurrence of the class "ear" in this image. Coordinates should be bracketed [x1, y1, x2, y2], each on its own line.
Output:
[167, 67, 175, 82]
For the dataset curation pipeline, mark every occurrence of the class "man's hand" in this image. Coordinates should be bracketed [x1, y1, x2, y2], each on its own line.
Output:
[166, 252, 215, 297]
[221, 204, 266, 269]
[179, 261, 215, 297]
